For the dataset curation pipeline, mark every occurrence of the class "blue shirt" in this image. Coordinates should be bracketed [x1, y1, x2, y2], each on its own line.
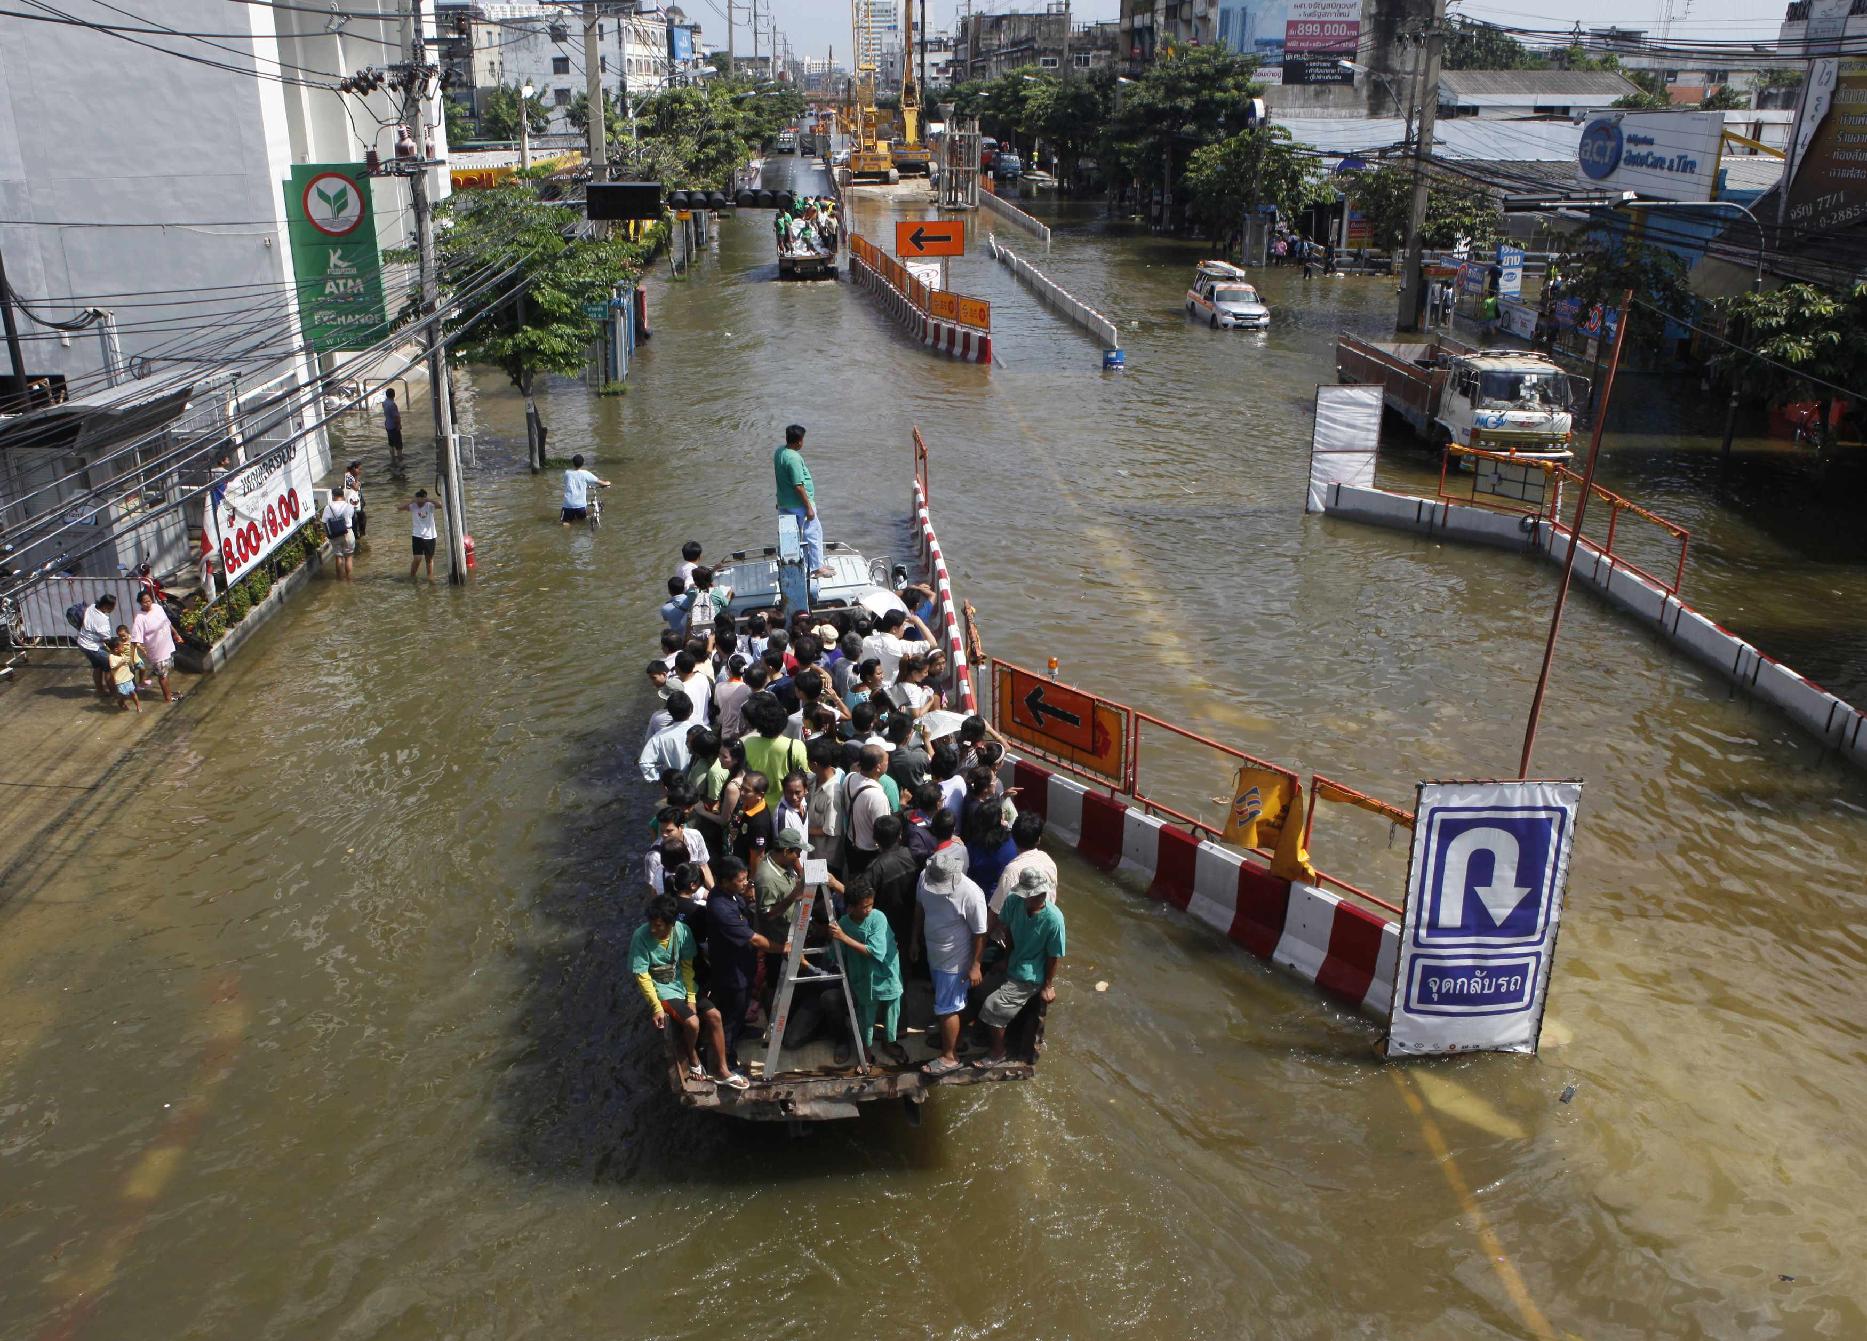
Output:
[706, 890, 760, 991]
[966, 833, 1020, 894]
[562, 468, 601, 509]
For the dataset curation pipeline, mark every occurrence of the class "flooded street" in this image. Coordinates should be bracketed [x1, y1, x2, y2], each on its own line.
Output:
[3, 153, 1865, 1340]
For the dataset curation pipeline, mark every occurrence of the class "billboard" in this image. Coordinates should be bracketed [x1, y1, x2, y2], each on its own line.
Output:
[1574, 110, 1723, 202]
[669, 23, 694, 64]
[1783, 58, 1867, 237]
[1216, 0, 1358, 86]
[281, 163, 390, 354]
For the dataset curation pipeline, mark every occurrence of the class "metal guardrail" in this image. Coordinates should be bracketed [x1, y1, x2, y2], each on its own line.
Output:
[988, 234, 1120, 350]
[1438, 445, 1691, 597]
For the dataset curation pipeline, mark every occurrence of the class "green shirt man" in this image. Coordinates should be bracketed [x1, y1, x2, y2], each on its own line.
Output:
[1002, 893, 1066, 986]
[773, 424, 827, 574]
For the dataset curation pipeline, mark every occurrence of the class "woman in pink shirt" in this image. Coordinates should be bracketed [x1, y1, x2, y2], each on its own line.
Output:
[130, 590, 181, 703]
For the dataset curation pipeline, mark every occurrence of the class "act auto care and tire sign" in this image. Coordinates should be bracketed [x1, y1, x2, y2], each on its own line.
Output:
[283, 163, 390, 354]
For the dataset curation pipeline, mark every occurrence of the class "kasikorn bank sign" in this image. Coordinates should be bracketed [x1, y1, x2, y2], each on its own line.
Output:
[1575, 110, 1724, 202]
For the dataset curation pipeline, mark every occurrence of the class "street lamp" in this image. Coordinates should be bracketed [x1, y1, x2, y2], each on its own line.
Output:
[1337, 59, 1413, 145]
[1622, 198, 1767, 464]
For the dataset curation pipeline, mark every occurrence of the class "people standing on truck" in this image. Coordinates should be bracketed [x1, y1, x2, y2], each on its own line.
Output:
[699, 858, 765, 1085]
[639, 690, 695, 781]
[742, 692, 809, 787]
[643, 806, 713, 894]
[862, 814, 920, 955]
[976, 866, 1066, 1068]
[399, 488, 441, 583]
[831, 879, 906, 1066]
[841, 745, 893, 877]
[775, 769, 811, 846]
[675, 540, 703, 588]
[806, 736, 846, 871]
[713, 654, 752, 740]
[560, 453, 609, 527]
[632, 893, 745, 1090]
[915, 845, 988, 1076]
[859, 608, 935, 684]
[773, 424, 832, 577]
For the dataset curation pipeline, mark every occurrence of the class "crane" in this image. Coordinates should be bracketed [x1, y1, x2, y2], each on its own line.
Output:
[891, 0, 932, 176]
[846, 0, 899, 183]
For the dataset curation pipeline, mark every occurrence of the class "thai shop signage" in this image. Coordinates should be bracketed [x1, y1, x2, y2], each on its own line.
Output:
[1386, 779, 1583, 1057]
[1497, 244, 1524, 298]
[282, 163, 390, 353]
[1574, 110, 1722, 202]
[1784, 58, 1867, 237]
[1282, 0, 1359, 85]
[207, 441, 317, 590]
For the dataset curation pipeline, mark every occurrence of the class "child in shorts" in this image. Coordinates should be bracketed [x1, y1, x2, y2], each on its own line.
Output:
[107, 627, 142, 712]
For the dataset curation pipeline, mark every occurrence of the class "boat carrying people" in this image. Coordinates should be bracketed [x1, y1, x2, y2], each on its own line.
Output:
[634, 488, 1057, 1122]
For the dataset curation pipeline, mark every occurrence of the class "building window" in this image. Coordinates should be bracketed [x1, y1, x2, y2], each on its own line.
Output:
[1039, 55, 1059, 68]
[600, 55, 608, 72]
[552, 55, 570, 74]
[554, 87, 571, 106]
[1074, 52, 1091, 67]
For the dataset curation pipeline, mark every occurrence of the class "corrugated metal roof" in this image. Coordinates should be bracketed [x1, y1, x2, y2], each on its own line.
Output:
[1719, 157, 1784, 193]
[1273, 116, 1585, 163]
[1440, 69, 1640, 99]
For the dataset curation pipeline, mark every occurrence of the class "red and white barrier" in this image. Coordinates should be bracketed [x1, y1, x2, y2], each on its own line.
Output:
[850, 250, 993, 365]
[912, 479, 977, 714]
[999, 754, 1401, 1020]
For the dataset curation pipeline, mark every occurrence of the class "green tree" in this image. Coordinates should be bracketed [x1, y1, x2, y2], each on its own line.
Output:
[442, 97, 474, 147]
[1700, 84, 1749, 111]
[1021, 68, 1118, 183]
[1710, 282, 1867, 449]
[1441, 20, 1544, 71]
[1347, 162, 1501, 252]
[568, 88, 628, 145]
[426, 178, 653, 470]
[481, 83, 549, 139]
[1557, 232, 1690, 355]
[1105, 44, 1266, 197]
[1613, 70, 1673, 110]
[1183, 125, 1323, 243]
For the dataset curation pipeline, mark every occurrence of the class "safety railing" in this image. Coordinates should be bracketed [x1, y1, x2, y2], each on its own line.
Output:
[988, 233, 1120, 350]
[910, 428, 977, 715]
[984, 654, 1409, 918]
[848, 234, 991, 330]
[978, 184, 1051, 247]
[1439, 445, 1691, 597]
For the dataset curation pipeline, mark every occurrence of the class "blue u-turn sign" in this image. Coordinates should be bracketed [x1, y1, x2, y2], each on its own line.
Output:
[1388, 780, 1583, 1056]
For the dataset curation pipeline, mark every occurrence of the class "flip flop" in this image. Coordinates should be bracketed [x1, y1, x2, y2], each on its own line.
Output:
[717, 1071, 751, 1091]
[922, 1057, 962, 1075]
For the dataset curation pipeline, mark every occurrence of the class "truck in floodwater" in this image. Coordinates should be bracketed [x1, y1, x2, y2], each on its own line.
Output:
[1336, 331, 1588, 461]
[663, 525, 1046, 1121]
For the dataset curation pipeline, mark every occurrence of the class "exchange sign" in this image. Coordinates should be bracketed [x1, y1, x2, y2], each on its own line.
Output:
[282, 163, 390, 354]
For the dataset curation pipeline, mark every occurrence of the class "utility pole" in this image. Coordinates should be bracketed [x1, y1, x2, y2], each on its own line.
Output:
[518, 81, 532, 169]
[0, 242, 27, 410]
[1396, 0, 1445, 332]
[726, 0, 734, 71]
[407, 0, 468, 584]
[1061, 0, 1071, 79]
[751, 0, 760, 72]
[583, 0, 608, 182]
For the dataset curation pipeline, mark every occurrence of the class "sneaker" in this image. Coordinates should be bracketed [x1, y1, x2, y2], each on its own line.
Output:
[717, 1071, 751, 1091]
[922, 1056, 962, 1076]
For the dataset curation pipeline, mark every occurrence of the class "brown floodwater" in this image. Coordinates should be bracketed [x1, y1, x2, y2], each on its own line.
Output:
[1, 153, 1863, 1340]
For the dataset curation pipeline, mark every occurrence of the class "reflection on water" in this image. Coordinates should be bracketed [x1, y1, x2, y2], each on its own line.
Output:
[0, 158, 1863, 1339]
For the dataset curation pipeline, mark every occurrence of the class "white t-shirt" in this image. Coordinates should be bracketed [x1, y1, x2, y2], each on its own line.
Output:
[562, 468, 601, 509]
[861, 631, 932, 684]
[342, 471, 362, 508]
[643, 828, 711, 893]
[323, 497, 355, 533]
[991, 849, 1060, 914]
[77, 604, 113, 653]
[806, 769, 845, 864]
[408, 499, 439, 540]
[844, 773, 890, 852]
[675, 560, 699, 588]
[920, 869, 989, 976]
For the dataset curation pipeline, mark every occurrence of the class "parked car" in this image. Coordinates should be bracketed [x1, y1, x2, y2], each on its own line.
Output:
[992, 151, 1023, 182]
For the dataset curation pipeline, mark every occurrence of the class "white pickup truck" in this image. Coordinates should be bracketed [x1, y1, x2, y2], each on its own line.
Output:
[1185, 260, 1271, 331]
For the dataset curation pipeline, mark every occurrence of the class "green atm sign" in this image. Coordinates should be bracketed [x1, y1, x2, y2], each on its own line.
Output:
[283, 163, 390, 353]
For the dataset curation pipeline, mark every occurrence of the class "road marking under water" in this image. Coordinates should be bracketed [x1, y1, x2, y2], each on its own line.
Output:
[1390, 1068, 1556, 1340]
[37, 975, 246, 1341]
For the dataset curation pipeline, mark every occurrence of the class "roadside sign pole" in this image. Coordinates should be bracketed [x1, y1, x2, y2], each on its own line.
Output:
[1517, 288, 1633, 778]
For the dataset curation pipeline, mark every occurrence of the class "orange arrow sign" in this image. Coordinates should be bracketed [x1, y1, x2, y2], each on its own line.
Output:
[896, 219, 965, 258]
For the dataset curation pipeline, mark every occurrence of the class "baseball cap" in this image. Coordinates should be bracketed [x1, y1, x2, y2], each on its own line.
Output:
[774, 828, 806, 850]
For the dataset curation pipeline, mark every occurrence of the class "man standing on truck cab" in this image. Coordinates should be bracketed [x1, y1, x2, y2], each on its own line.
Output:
[773, 424, 832, 577]
[976, 866, 1065, 1069]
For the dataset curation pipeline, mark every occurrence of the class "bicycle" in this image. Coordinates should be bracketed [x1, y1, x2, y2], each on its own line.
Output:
[586, 492, 602, 531]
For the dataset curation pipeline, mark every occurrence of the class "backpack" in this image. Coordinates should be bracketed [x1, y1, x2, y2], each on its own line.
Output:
[324, 506, 349, 538]
[64, 602, 86, 632]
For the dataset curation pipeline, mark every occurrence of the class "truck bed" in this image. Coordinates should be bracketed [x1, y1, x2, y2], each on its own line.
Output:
[1336, 331, 1456, 438]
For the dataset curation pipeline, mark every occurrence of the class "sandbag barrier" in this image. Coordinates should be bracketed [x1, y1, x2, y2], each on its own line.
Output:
[847, 233, 993, 365]
[979, 187, 1050, 247]
[988, 233, 1122, 357]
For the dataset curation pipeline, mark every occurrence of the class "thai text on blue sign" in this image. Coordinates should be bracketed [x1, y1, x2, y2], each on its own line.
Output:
[1387, 779, 1583, 1056]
